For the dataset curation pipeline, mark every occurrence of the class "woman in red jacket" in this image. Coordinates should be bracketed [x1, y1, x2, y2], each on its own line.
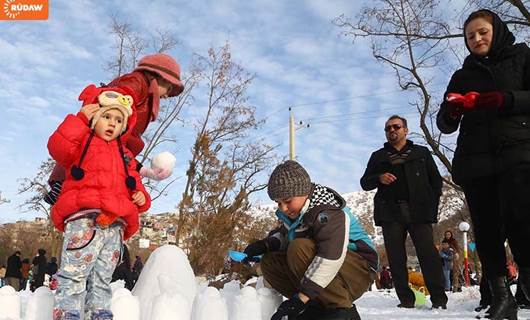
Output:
[45, 53, 184, 204]
[48, 85, 151, 320]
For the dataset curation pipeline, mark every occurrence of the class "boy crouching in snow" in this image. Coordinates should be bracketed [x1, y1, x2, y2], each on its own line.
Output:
[242, 160, 378, 320]
[47, 85, 151, 320]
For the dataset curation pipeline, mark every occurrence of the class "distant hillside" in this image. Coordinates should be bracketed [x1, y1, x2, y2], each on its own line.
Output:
[247, 187, 466, 246]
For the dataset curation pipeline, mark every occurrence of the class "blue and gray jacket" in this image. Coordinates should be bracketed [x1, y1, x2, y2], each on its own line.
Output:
[264, 183, 378, 299]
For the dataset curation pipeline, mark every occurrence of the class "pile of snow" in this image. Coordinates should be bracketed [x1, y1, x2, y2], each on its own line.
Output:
[1, 244, 529, 320]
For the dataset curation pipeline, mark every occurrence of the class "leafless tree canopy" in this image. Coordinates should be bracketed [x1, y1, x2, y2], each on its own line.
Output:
[334, 0, 464, 190]
[0, 191, 8, 205]
[334, 0, 530, 223]
[174, 43, 276, 276]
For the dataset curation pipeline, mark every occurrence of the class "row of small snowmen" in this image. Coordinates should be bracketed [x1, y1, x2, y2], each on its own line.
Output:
[0, 245, 283, 320]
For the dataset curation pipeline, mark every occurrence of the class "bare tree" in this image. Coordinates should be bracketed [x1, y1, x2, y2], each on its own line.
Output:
[334, 0, 530, 183]
[334, 0, 468, 190]
[0, 191, 8, 205]
[17, 158, 62, 257]
[174, 43, 277, 275]
[104, 17, 191, 200]
[105, 16, 148, 79]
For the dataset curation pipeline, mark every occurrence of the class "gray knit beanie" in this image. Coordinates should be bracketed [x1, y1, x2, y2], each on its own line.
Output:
[267, 160, 312, 200]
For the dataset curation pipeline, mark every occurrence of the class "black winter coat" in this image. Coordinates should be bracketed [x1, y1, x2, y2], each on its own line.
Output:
[112, 263, 134, 290]
[360, 141, 442, 226]
[437, 11, 530, 185]
[5, 254, 22, 279]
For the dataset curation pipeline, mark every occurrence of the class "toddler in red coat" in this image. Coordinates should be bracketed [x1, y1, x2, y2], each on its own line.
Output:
[44, 53, 185, 205]
[48, 85, 151, 320]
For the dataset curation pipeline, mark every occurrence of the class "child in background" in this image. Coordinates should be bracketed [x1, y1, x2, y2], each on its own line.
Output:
[48, 85, 151, 320]
[440, 241, 454, 291]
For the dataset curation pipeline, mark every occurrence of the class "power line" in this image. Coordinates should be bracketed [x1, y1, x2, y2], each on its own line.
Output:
[289, 89, 406, 109]
[260, 88, 414, 121]
[300, 105, 410, 122]
[307, 112, 420, 126]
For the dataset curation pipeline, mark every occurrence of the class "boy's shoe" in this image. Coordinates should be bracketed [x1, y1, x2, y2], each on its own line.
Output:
[91, 309, 113, 320]
[297, 303, 360, 320]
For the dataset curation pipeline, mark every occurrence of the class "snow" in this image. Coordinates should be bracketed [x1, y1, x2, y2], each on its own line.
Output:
[1, 244, 529, 320]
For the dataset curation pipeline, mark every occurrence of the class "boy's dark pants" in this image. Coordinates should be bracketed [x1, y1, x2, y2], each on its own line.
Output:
[260, 238, 373, 308]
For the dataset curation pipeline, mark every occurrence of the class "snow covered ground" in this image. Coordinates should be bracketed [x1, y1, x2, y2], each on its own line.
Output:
[1, 245, 529, 320]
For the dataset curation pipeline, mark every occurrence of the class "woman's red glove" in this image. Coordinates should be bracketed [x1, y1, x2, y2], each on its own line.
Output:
[474, 92, 505, 109]
[445, 92, 480, 118]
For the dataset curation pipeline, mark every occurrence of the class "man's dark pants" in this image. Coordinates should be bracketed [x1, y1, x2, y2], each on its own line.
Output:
[382, 217, 447, 306]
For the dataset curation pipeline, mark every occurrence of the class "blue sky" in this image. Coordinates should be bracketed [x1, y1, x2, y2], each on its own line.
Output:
[0, 0, 470, 222]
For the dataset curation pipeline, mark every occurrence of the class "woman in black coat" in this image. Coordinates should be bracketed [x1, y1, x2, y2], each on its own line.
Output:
[437, 9, 530, 320]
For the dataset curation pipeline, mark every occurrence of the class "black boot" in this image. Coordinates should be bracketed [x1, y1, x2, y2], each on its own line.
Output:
[486, 277, 517, 320]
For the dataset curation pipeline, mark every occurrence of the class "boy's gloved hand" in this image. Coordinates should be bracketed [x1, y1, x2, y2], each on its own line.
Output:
[242, 240, 267, 263]
[139, 166, 171, 181]
[270, 295, 306, 320]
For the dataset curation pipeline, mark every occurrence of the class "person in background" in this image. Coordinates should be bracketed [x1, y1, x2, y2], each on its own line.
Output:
[439, 241, 454, 292]
[5, 250, 22, 291]
[46, 257, 59, 277]
[111, 245, 134, 291]
[442, 230, 462, 292]
[132, 255, 144, 284]
[31, 248, 47, 291]
[0, 265, 6, 288]
[20, 258, 30, 291]
[380, 266, 393, 290]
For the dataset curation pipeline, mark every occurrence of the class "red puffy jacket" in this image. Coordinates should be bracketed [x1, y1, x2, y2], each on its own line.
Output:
[48, 111, 151, 240]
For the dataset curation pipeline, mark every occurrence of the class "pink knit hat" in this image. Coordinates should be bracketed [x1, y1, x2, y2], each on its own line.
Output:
[134, 53, 184, 97]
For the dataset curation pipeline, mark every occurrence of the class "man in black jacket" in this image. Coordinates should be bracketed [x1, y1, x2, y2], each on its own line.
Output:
[5, 251, 22, 291]
[360, 115, 447, 309]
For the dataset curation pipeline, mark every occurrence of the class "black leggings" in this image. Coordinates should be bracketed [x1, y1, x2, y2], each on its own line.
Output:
[464, 171, 530, 279]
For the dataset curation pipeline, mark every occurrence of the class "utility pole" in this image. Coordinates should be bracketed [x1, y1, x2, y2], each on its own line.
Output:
[289, 107, 295, 160]
[288, 107, 309, 160]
